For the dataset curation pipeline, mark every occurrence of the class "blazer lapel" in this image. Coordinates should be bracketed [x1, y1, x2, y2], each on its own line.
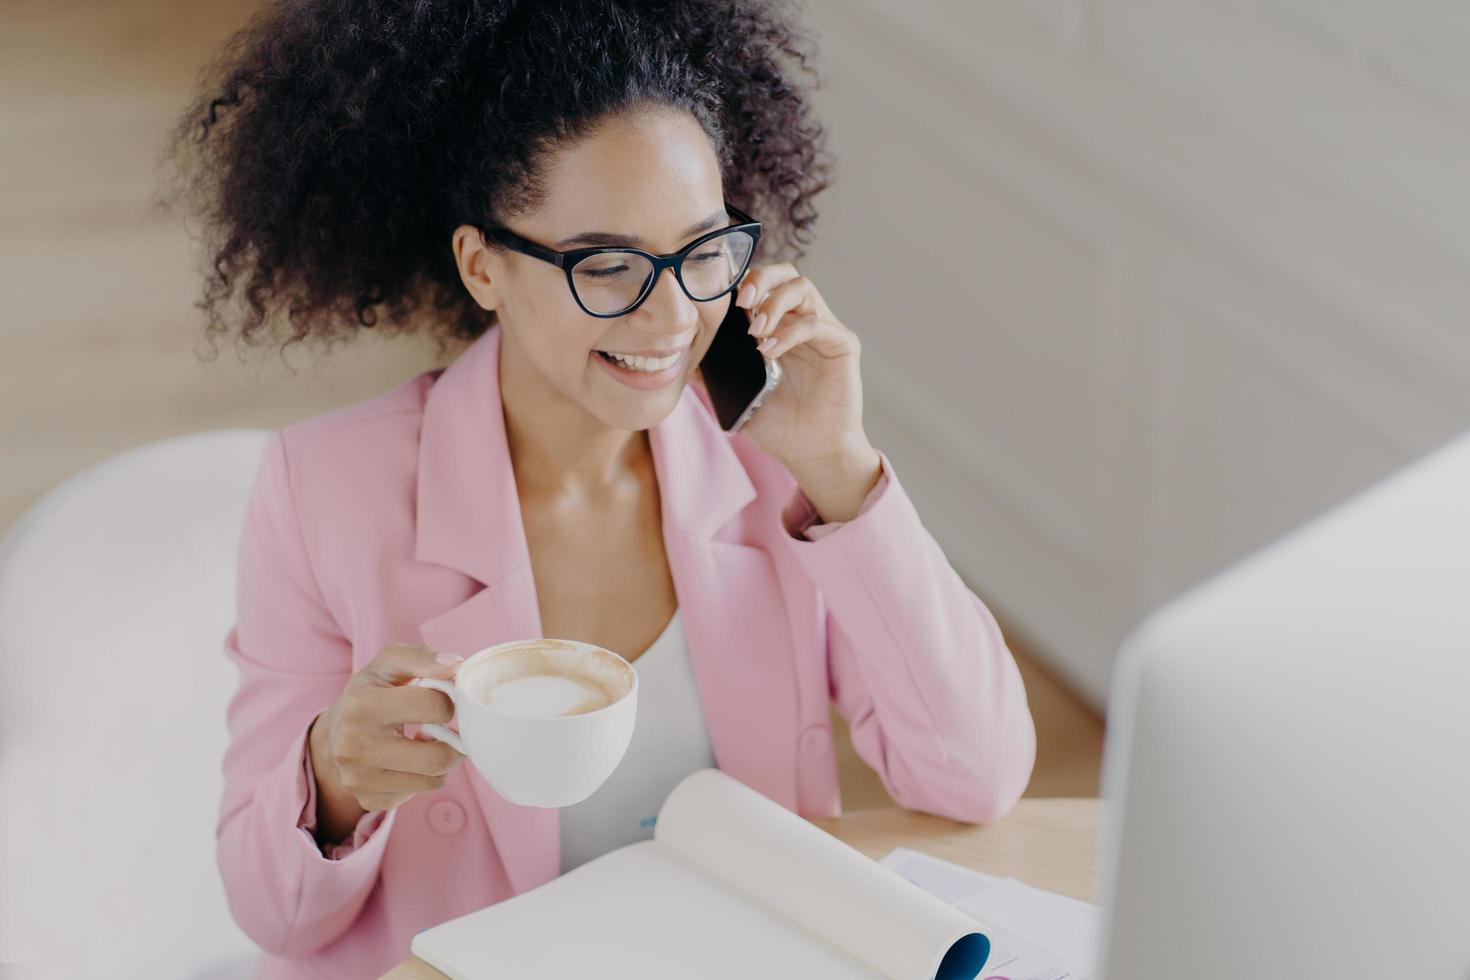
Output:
[649, 385, 803, 812]
[414, 327, 557, 896]
[418, 577, 558, 897]
[412, 327, 802, 897]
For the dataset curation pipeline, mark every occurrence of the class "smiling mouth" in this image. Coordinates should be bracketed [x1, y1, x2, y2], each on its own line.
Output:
[594, 349, 686, 373]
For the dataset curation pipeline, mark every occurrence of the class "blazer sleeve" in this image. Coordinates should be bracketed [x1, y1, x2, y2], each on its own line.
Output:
[217, 430, 398, 957]
[779, 452, 1037, 824]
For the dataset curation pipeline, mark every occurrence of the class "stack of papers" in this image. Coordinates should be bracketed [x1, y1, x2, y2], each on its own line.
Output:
[879, 847, 1099, 979]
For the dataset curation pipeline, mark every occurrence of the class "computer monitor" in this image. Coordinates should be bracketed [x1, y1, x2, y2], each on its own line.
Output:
[1095, 432, 1470, 979]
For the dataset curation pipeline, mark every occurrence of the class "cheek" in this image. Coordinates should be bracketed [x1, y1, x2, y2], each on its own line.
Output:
[704, 296, 732, 326]
[514, 286, 601, 365]
[684, 299, 730, 364]
[555, 321, 608, 374]
[699, 295, 732, 338]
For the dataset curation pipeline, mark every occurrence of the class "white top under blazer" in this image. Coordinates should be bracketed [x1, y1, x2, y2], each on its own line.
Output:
[557, 608, 717, 875]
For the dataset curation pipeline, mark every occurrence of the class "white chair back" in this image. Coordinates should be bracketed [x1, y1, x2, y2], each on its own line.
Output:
[0, 430, 270, 979]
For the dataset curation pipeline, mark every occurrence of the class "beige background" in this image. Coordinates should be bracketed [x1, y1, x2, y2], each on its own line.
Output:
[798, 0, 1470, 706]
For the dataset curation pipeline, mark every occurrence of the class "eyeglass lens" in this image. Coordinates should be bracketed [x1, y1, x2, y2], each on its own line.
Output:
[569, 228, 756, 315]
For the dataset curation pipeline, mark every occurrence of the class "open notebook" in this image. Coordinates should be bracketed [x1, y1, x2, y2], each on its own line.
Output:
[411, 768, 992, 979]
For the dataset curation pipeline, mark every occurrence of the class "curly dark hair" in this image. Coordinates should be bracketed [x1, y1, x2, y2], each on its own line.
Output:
[161, 0, 834, 361]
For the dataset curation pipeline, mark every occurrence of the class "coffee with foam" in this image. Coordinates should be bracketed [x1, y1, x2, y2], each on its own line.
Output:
[463, 640, 633, 718]
[412, 637, 639, 806]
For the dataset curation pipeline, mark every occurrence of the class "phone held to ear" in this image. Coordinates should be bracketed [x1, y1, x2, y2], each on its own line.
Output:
[699, 301, 783, 433]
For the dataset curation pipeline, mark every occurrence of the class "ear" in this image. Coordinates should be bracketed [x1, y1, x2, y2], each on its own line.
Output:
[451, 224, 504, 312]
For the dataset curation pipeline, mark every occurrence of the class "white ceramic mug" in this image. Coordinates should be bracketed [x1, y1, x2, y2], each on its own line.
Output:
[411, 638, 638, 808]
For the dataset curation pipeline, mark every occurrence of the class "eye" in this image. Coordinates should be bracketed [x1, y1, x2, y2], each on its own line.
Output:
[579, 265, 628, 279]
[574, 255, 636, 279]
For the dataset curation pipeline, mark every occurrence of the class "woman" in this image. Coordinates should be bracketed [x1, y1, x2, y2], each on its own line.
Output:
[169, 1, 1036, 976]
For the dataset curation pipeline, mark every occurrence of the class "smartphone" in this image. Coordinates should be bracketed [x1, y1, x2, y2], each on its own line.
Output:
[699, 301, 783, 432]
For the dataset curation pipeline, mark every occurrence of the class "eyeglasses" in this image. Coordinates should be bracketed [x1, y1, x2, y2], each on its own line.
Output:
[479, 203, 762, 318]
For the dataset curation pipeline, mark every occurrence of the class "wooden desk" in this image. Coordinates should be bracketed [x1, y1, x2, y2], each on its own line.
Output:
[382, 798, 1099, 979]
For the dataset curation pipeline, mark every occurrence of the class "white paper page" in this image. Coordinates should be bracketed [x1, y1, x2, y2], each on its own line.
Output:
[878, 848, 1097, 980]
[656, 770, 990, 980]
[411, 840, 886, 979]
[880, 847, 1002, 903]
[966, 929, 1090, 980]
[957, 879, 1099, 971]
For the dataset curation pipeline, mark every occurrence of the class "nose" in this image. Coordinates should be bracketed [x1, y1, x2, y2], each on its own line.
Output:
[635, 264, 700, 330]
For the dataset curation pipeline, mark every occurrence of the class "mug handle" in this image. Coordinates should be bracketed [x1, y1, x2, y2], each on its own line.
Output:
[409, 677, 467, 755]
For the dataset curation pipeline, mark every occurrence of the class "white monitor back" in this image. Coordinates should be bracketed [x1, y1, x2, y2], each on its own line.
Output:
[1096, 432, 1470, 979]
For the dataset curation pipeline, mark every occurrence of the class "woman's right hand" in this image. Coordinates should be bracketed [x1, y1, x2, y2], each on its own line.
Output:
[307, 643, 468, 843]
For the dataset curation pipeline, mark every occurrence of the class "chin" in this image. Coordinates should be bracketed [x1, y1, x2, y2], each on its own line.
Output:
[598, 380, 688, 432]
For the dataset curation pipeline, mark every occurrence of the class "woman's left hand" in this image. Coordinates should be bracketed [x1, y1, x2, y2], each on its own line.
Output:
[727, 263, 883, 524]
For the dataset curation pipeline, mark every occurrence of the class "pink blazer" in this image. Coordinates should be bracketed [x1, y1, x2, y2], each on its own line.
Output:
[219, 325, 1036, 978]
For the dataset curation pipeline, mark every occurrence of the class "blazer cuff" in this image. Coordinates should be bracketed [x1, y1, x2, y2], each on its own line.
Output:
[265, 714, 397, 882]
[777, 450, 929, 585]
[781, 455, 894, 542]
[298, 717, 389, 861]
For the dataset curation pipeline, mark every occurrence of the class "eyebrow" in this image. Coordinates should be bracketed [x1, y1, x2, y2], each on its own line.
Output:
[553, 210, 729, 249]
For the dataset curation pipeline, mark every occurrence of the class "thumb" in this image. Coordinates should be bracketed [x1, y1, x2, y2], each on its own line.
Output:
[364, 642, 463, 686]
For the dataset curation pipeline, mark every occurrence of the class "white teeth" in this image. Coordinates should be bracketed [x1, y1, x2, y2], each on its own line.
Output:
[603, 350, 681, 372]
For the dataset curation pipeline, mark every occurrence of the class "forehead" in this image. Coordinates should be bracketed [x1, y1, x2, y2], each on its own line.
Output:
[533, 109, 725, 247]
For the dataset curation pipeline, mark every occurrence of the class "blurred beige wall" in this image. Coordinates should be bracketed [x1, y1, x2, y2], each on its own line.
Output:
[0, 0, 447, 538]
[800, 0, 1470, 705]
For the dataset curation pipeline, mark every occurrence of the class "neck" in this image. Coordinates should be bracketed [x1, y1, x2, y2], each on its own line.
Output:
[499, 332, 649, 497]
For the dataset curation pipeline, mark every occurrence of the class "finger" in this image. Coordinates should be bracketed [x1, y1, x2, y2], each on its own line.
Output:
[373, 732, 466, 776]
[757, 313, 857, 361]
[341, 766, 449, 799]
[356, 794, 410, 813]
[735, 263, 798, 311]
[362, 642, 463, 686]
[359, 684, 456, 726]
[749, 275, 818, 339]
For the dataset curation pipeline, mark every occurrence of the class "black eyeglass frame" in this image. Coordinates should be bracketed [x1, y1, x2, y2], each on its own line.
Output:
[478, 203, 763, 318]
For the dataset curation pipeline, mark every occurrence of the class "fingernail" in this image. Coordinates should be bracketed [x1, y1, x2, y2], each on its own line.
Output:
[757, 336, 777, 353]
[750, 312, 767, 335]
[435, 652, 463, 666]
[737, 284, 756, 307]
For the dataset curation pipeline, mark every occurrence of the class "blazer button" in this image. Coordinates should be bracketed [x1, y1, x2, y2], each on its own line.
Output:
[800, 725, 833, 759]
[427, 800, 466, 835]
